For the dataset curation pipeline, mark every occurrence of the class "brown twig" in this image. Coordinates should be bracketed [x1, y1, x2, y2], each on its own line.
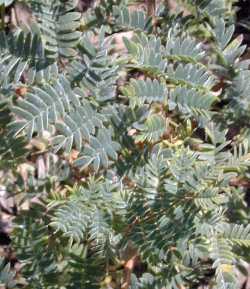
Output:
[229, 177, 250, 188]
[121, 254, 139, 289]
[146, 0, 156, 30]
[146, 0, 155, 17]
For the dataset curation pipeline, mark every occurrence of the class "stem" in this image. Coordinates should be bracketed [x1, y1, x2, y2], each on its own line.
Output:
[146, 0, 155, 17]
[146, 0, 156, 31]
[0, 5, 5, 30]
[121, 254, 138, 289]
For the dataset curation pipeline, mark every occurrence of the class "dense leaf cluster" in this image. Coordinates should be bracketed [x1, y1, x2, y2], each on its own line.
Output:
[0, 0, 250, 288]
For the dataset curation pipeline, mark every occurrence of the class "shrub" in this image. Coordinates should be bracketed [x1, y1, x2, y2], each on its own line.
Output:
[1, 0, 250, 288]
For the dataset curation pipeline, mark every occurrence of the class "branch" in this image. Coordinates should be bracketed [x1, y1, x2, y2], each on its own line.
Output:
[121, 254, 139, 289]
[146, 0, 156, 30]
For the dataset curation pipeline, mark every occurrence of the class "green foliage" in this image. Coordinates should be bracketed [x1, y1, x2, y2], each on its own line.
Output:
[0, 28, 48, 86]
[0, 0, 13, 7]
[0, 258, 16, 288]
[133, 114, 166, 143]
[113, 6, 151, 31]
[29, 0, 81, 59]
[123, 145, 250, 288]
[0, 102, 27, 168]
[1, 0, 250, 289]
[122, 78, 167, 108]
[164, 33, 205, 63]
[189, 0, 226, 18]
[50, 179, 124, 244]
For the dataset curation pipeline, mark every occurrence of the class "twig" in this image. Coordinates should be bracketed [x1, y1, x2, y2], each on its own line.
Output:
[146, 0, 156, 30]
[121, 254, 139, 289]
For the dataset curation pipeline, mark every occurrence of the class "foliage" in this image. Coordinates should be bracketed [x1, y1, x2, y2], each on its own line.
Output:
[0, 258, 16, 288]
[0, 0, 250, 289]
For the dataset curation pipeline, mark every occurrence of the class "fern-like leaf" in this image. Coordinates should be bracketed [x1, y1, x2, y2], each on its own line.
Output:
[134, 114, 166, 143]
[113, 6, 152, 31]
[0, 258, 16, 289]
[74, 128, 120, 172]
[122, 78, 167, 108]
